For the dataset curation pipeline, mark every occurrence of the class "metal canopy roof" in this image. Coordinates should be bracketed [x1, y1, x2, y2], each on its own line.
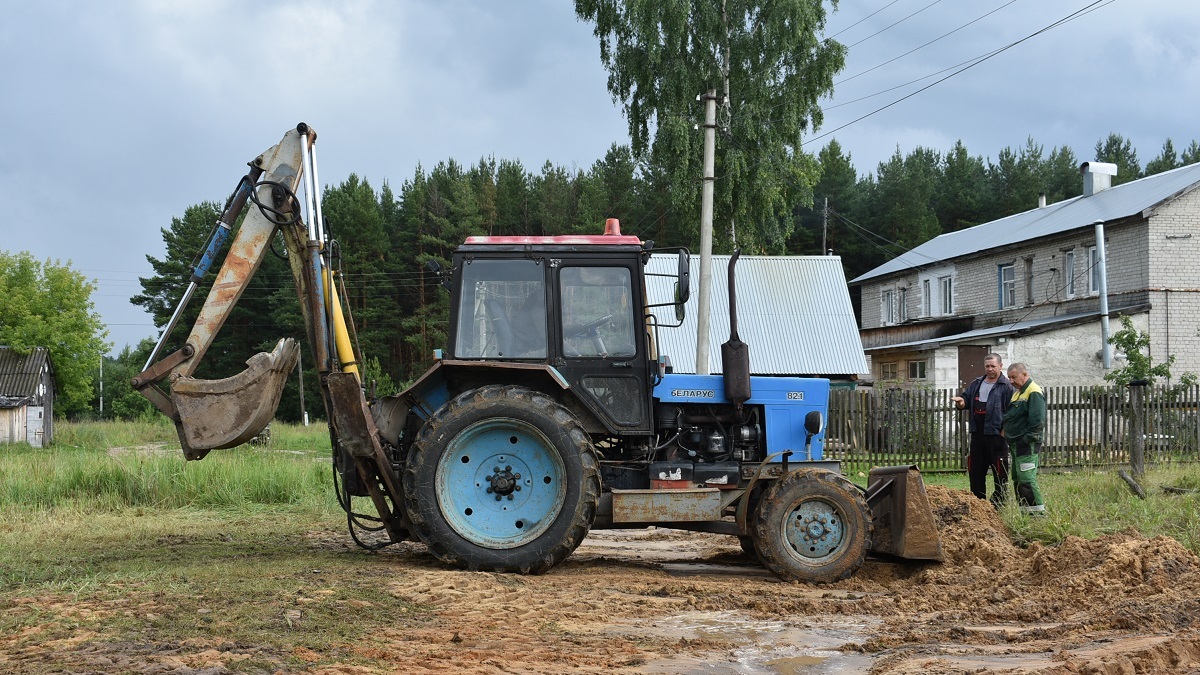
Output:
[862, 304, 1145, 353]
[646, 254, 868, 376]
[851, 162, 1200, 284]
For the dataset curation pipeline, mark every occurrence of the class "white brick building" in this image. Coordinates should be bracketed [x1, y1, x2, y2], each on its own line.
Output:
[851, 161, 1200, 390]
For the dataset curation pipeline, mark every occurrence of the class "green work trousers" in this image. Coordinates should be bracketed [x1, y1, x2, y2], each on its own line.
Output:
[1011, 439, 1045, 513]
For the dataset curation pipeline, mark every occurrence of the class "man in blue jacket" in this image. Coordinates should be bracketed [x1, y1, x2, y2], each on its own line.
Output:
[952, 353, 1015, 507]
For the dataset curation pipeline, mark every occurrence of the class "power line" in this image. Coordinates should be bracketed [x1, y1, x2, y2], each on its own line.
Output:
[827, 0, 904, 41]
[835, 0, 1017, 87]
[845, 0, 943, 49]
[804, 0, 1114, 149]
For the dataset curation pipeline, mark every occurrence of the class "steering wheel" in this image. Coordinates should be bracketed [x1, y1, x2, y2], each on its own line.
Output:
[567, 314, 613, 338]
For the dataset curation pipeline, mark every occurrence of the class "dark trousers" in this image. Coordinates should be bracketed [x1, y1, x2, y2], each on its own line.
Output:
[967, 433, 1009, 507]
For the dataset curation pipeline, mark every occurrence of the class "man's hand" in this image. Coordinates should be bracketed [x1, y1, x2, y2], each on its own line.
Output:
[951, 395, 964, 409]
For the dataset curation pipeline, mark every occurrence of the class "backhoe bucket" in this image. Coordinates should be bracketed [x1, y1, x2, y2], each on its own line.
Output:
[171, 338, 300, 460]
[866, 465, 944, 561]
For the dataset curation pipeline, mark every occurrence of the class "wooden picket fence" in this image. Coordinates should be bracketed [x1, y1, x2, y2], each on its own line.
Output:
[824, 384, 1200, 472]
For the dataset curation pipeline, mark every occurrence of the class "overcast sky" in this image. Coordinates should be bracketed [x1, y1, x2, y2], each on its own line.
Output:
[3, 0, 1198, 354]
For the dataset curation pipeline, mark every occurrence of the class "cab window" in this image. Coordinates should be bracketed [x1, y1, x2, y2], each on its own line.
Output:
[454, 259, 547, 359]
[559, 266, 636, 358]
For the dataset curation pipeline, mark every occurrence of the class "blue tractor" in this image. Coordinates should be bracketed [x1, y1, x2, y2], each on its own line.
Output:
[135, 126, 942, 584]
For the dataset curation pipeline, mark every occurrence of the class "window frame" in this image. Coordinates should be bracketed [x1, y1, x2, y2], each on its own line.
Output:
[907, 360, 927, 380]
[880, 362, 899, 380]
[1064, 249, 1076, 298]
[999, 263, 1016, 309]
[1024, 257, 1035, 306]
[881, 289, 896, 325]
[939, 276, 953, 315]
[1088, 245, 1101, 294]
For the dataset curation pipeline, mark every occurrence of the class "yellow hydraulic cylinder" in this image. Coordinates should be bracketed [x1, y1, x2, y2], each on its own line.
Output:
[325, 269, 359, 379]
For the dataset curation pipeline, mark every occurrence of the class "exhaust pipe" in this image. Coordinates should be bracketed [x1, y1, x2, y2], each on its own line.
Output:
[721, 250, 751, 406]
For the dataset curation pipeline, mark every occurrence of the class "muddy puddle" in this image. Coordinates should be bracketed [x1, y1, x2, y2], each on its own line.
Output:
[620, 610, 878, 674]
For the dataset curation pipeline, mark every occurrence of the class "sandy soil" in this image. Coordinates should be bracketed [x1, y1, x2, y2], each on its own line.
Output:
[7, 486, 1200, 674]
[324, 485, 1200, 674]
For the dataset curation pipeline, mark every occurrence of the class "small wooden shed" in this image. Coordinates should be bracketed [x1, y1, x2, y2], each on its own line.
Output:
[0, 347, 55, 447]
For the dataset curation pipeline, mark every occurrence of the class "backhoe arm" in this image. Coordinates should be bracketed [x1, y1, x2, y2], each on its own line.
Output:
[133, 128, 314, 459]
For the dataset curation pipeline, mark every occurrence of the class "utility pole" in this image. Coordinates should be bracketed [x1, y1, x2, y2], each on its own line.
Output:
[822, 196, 829, 254]
[695, 90, 718, 375]
[98, 355, 103, 418]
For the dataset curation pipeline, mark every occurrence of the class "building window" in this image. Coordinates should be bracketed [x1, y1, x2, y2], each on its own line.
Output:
[880, 362, 899, 380]
[1088, 245, 1101, 294]
[1024, 257, 1035, 305]
[882, 290, 895, 325]
[907, 360, 927, 379]
[939, 276, 953, 315]
[999, 263, 1016, 309]
[922, 279, 932, 317]
[898, 287, 908, 322]
[1064, 249, 1076, 297]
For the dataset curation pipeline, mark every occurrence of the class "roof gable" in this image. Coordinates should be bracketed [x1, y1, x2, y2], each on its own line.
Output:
[851, 162, 1200, 284]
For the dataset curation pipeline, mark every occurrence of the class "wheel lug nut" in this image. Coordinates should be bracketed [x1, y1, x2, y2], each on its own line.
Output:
[486, 487, 493, 493]
[515, 486, 521, 491]
[506, 466, 512, 472]
[507, 494, 514, 500]
[495, 495, 502, 501]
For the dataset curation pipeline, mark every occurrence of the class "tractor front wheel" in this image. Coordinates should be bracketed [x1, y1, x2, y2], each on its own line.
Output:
[403, 385, 600, 574]
[751, 469, 871, 584]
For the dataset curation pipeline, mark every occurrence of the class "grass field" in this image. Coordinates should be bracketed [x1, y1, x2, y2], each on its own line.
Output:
[7, 419, 1200, 553]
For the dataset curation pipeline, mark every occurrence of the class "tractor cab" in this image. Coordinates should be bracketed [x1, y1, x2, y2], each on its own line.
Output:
[444, 224, 675, 436]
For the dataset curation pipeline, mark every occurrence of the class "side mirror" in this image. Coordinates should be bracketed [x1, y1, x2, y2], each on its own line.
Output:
[426, 259, 452, 292]
[676, 250, 691, 303]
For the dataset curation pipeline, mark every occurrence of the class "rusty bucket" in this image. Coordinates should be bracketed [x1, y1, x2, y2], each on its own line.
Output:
[171, 338, 300, 460]
[866, 465, 945, 561]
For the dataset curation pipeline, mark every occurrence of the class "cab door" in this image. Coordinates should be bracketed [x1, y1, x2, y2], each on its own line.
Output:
[554, 262, 652, 433]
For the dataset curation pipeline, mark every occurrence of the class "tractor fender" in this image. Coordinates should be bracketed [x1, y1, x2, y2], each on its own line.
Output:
[395, 360, 609, 435]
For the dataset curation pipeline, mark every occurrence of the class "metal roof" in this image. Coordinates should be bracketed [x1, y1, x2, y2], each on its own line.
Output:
[646, 255, 869, 376]
[863, 303, 1144, 352]
[0, 347, 51, 398]
[851, 162, 1200, 284]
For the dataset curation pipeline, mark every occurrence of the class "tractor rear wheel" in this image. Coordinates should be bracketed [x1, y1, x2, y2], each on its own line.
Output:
[403, 385, 600, 574]
[751, 469, 871, 583]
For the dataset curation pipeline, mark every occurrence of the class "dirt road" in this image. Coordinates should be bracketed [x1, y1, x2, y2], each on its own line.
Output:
[6, 486, 1200, 673]
[314, 485, 1200, 674]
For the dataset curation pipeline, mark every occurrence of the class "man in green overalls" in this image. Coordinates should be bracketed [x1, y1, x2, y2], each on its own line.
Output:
[1003, 362, 1046, 513]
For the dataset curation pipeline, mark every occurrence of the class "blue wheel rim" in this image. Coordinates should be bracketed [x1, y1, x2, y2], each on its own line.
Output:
[782, 498, 845, 561]
[435, 418, 567, 549]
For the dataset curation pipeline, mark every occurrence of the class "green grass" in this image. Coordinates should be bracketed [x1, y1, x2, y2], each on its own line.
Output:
[1002, 464, 1200, 552]
[0, 420, 399, 672]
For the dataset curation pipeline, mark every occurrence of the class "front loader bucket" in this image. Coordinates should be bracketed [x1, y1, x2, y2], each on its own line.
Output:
[866, 465, 945, 561]
[171, 338, 300, 460]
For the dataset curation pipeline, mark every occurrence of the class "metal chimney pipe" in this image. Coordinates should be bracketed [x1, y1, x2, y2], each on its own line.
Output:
[1095, 220, 1112, 368]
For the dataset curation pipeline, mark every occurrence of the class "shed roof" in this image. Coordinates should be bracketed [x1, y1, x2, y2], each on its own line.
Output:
[646, 254, 869, 376]
[851, 162, 1200, 284]
[0, 347, 52, 399]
